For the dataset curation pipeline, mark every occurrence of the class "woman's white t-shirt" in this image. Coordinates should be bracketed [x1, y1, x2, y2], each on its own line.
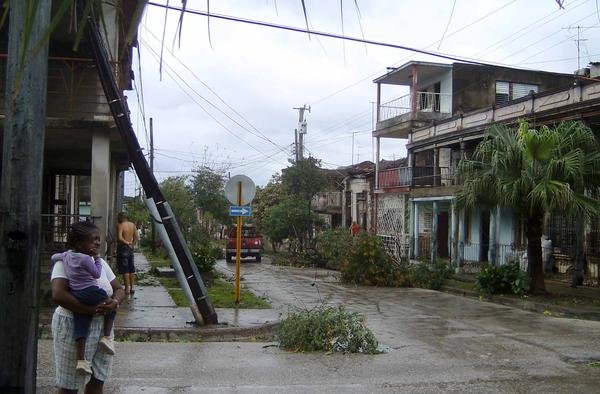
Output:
[51, 258, 116, 316]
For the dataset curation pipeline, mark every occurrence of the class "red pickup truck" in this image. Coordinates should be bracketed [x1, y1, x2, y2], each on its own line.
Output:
[226, 224, 263, 262]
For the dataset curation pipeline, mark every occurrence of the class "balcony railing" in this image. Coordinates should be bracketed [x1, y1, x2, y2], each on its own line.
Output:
[42, 213, 96, 248]
[0, 56, 117, 121]
[378, 166, 457, 188]
[378, 91, 451, 122]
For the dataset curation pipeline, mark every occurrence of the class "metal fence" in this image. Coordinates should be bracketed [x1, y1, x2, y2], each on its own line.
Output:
[378, 166, 457, 188]
[378, 92, 451, 122]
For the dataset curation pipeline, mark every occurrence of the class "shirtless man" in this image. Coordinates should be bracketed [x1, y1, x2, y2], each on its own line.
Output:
[117, 212, 138, 294]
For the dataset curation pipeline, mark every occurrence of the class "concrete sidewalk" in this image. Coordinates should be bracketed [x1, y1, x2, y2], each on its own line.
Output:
[445, 273, 600, 321]
[39, 252, 280, 341]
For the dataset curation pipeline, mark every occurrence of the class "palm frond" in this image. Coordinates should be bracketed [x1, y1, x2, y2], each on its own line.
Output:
[528, 179, 573, 211]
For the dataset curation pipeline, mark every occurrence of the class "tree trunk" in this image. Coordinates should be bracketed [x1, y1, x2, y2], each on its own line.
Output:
[526, 214, 546, 293]
[571, 218, 585, 287]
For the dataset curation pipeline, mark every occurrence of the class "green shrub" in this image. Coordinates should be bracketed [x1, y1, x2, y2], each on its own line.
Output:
[410, 261, 453, 290]
[270, 249, 324, 268]
[316, 228, 353, 270]
[277, 305, 379, 354]
[476, 262, 529, 296]
[189, 242, 217, 274]
[211, 244, 224, 260]
[339, 233, 410, 287]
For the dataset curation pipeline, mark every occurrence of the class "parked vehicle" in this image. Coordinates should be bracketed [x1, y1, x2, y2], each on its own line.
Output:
[226, 224, 263, 262]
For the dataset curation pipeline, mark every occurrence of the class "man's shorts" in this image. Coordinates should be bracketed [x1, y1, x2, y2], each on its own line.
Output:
[116, 244, 135, 274]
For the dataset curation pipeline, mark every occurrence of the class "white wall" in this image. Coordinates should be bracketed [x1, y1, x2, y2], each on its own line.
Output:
[417, 69, 452, 113]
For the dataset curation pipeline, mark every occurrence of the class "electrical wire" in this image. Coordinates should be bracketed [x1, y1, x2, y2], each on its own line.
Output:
[140, 24, 288, 153]
[139, 38, 290, 166]
[437, 0, 457, 50]
[309, 0, 519, 106]
[139, 37, 286, 150]
[146, 1, 506, 67]
[140, 43, 279, 160]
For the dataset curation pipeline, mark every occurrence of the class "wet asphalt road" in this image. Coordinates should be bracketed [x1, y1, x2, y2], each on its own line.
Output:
[37, 256, 600, 392]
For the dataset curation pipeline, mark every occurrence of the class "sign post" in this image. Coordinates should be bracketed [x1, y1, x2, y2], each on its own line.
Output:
[235, 182, 242, 302]
[225, 175, 256, 304]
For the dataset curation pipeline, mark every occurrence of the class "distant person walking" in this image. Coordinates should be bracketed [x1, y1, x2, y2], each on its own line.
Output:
[350, 221, 361, 236]
[117, 212, 138, 294]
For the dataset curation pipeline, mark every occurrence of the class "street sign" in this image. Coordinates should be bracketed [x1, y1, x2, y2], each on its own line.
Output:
[224, 175, 256, 205]
[230, 205, 252, 217]
[224, 175, 256, 304]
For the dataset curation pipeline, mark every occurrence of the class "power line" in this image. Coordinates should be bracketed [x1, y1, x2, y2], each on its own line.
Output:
[139, 41, 282, 161]
[139, 37, 287, 151]
[309, 0, 519, 106]
[503, 11, 597, 62]
[516, 22, 598, 64]
[140, 24, 287, 153]
[146, 1, 503, 67]
[437, 0, 457, 50]
[474, 0, 589, 58]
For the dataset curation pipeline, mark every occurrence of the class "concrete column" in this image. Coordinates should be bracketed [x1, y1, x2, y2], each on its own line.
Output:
[413, 202, 419, 259]
[411, 64, 418, 118]
[351, 190, 357, 223]
[433, 148, 440, 186]
[107, 161, 118, 261]
[431, 201, 438, 263]
[376, 83, 381, 123]
[116, 171, 124, 213]
[91, 130, 111, 255]
[458, 209, 465, 266]
[450, 201, 457, 265]
[489, 207, 498, 265]
[375, 137, 380, 190]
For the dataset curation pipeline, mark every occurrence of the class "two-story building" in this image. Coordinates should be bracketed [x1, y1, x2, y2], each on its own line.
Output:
[372, 60, 600, 275]
[0, 3, 144, 283]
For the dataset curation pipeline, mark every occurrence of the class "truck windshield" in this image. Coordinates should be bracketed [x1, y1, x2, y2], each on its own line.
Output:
[228, 227, 257, 237]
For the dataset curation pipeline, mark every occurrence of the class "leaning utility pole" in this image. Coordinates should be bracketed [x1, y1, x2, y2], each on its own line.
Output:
[0, 1, 51, 391]
[83, 6, 217, 324]
[149, 117, 156, 254]
[293, 105, 310, 161]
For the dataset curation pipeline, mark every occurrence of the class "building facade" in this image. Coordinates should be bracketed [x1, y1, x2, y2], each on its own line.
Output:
[372, 61, 600, 279]
[0, 3, 143, 280]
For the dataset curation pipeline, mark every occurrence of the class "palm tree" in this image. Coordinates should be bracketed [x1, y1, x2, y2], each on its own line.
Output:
[456, 121, 600, 293]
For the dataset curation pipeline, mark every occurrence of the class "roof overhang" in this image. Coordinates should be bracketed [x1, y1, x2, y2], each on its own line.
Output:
[374, 61, 453, 86]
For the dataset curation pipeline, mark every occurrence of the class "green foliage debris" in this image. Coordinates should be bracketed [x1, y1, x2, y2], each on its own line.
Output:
[277, 305, 379, 354]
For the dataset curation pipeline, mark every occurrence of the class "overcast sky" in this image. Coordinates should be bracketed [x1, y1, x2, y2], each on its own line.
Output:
[125, 0, 600, 195]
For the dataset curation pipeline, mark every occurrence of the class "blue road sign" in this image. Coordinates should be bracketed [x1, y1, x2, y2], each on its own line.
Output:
[229, 205, 252, 217]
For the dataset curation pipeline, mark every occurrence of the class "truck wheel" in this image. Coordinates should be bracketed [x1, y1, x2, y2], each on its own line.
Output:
[255, 254, 261, 263]
[226, 253, 233, 263]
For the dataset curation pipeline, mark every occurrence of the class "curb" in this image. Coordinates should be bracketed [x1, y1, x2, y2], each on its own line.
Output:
[38, 321, 280, 343]
[442, 286, 600, 321]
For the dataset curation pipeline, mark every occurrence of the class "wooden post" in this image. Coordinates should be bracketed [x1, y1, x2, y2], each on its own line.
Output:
[0, 1, 51, 390]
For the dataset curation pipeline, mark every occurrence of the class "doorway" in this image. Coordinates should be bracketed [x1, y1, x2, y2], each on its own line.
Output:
[437, 211, 449, 258]
[480, 211, 490, 262]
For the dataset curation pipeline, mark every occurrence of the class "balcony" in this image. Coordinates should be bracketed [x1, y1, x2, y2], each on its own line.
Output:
[378, 166, 457, 189]
[375, 92, 452, 138]
[0, 56, 116, 122]
[312, 192, 343, 214]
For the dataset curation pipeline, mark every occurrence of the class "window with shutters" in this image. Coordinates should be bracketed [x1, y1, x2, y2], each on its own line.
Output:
[495, 81, 539, 105]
